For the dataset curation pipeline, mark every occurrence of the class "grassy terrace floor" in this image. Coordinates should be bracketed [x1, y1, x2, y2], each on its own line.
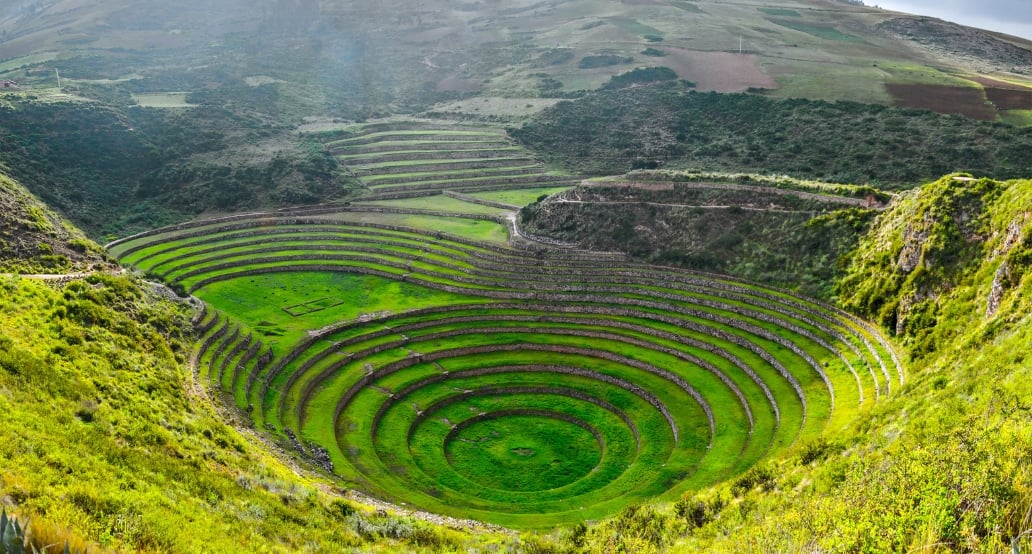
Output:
[110, 206, 902, 529]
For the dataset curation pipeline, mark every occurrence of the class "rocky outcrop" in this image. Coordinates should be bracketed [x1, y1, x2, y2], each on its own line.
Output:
[987, 213, 1029, 317]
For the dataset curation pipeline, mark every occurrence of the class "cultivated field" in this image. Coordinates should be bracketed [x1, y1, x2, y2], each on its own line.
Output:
[109, 201, 902, 528]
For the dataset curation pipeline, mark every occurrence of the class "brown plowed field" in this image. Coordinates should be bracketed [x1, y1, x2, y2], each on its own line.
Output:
[986, 88, 1032, 111]
[885, 84, 996, 120]
[656, 49, 778, 92]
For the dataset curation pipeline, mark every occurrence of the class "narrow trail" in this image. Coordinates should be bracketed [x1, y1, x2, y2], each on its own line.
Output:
[579, 180, 888, 209]
[552, 199, 823, 213]
[0, 271, 96, 280]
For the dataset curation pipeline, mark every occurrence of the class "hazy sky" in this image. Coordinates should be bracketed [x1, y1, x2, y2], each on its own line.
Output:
[876, 0, 1032, 41]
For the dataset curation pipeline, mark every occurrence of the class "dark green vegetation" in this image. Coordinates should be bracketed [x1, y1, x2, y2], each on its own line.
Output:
[520, 173, 883, 298]
[602, 67, 681, 90]
[0, 101, 349, 237]
[511, 83, 1032, 185]
[109, 206, 900, 528]
[0, 170, 107, 273]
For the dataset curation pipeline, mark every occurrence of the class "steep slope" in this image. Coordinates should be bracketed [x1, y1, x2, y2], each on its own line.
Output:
[0, 195, 512, 552]
[519, 171, 884, 298]
[659, 175, 1032, 552]
[839, 174, 1032, 357]
[510, 84, 1032, 184]
[0, 168, 107, 273]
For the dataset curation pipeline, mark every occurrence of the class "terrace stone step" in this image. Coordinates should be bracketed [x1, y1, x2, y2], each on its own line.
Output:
[333, 140, 515, 156]
[333, 131, 506, 147]
[338, 148, 525, 164]
[352, 157, 537, 177]
[364, 166, 545, 187]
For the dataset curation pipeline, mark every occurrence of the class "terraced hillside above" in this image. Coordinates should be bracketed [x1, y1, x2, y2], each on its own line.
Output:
[110, 204, 901, 528]
[322, 122, 578, 199]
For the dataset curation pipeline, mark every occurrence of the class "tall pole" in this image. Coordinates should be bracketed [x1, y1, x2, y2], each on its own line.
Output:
[55, 68, 61, 89]
[739, 36, 743, 54]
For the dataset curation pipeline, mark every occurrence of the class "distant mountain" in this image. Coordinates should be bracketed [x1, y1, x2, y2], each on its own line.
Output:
[1, 0, 1030, 120]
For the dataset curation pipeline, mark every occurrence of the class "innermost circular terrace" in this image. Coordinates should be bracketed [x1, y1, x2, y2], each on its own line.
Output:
[444, 411, 605, 493]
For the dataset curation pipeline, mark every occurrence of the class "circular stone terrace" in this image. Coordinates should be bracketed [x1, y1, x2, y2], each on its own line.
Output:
[108, 203, 903, 529]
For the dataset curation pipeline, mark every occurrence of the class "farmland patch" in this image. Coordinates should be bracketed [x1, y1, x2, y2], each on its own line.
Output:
[886, 83, 996, 120]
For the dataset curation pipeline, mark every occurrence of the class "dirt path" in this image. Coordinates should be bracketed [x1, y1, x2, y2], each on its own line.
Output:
[582, 180, 887, 208]
[553, 198, 822, 213]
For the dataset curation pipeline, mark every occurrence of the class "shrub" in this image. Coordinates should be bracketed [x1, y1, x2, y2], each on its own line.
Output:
[732, 464, 777, 496]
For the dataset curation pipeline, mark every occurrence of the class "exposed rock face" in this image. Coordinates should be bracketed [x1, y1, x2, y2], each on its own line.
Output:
[986, 213, 1029, 317]
[897, 221, 928, 273]
[987, 261, 1011, 318]
[992, 213, 1029, 260]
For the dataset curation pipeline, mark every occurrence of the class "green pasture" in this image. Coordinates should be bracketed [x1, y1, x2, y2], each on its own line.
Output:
[362, 165, 544, 185]
[1001, 109, 1032, 126]
[771, 20, 861, 42]
[131, 92, 195, 108]
[468, 186, 572, 206]
[195, 272, 482, 355]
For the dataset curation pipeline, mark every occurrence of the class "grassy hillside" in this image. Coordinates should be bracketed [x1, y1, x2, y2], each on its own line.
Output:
[510, 84, 1032, 185]
[0, 272, 521, 552]
[0, 0, 1029, 550]
[663, 175, 1032, 552]
[838, 174, 1032, 356]
[2, 0, 1030, 118]
[0, 169, 108, 273]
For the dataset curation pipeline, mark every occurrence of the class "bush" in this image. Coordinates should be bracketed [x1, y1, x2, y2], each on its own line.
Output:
[732, 464, 777, 496]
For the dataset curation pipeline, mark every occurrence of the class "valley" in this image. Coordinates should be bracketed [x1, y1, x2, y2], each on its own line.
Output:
[0, 1, 1030, 552]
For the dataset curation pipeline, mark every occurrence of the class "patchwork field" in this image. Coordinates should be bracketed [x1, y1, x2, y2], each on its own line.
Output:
[109, 200, 903, 528]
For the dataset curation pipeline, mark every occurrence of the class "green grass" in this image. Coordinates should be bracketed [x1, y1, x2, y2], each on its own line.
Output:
[759, 8, 801, 17]
[606, 17, 664, 40]
[194, 272, 483, 355]
[351, 157, 531, 171]
[338, 147, 524, 162]
[329, 212, 511, 243]
[330, 130, 505, 146]
[467, 186, 572, 206]
[444, 413, 604, 492]
[355, 195, 511, 215]
[0, 274, 504, 552]
[771, 20, 861, 42]
[1000, 109, 1032, 126]
[131, 92, 195, 108]
[362, 165, 544, 184]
